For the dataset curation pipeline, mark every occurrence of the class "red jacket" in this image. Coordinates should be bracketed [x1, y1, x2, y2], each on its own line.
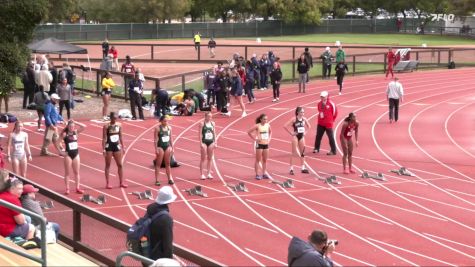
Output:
[387, 51, 396, 65]
[317, 97, 338, 128]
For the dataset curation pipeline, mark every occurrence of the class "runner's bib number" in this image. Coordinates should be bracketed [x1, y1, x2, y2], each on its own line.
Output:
[110, 134, 119, 143]
[68, 142, 78, 150]
[205, 132, 213, 140]
[161, 135, 170, 143]
[126, 68, 131, 73]
[297, 127, 305, 134]
[260, 132, 269, 140]
[14, 143, 24, 151]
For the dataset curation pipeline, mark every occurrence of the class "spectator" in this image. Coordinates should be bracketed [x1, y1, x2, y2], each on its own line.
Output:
[214, 71, 229, 116]
[33, 85, 49, 131]
[396, 18, 403, 32]
[297, 54, 309, 93]
[193, 32, 201, 51]
[136, 68, 146, 83]
[335, 46, 345, 64]
[102, 38, 109, 59]
[313, 91, 338, 155]
[128, 73, 144, 120]
[386, 77, 404, 123]
[40, 94, 63, 156]
[152, 87, 169, 118]
[56, 77, 73, 120]
[21, 63, 36, 109]
[0, 178, 36, 240]
[108, 46, 119, 71]
[204, 69, 216, 106]
[287, 229, 335, 267]
[386, 47, 396, 79]
[230, 68, 246, 117]
[208, 37, 216, 58]
[101, 72, 115, 120]
[49, 62, 58, 95]
[20, 184, 60, 238]
[269, 62, 282, 102]
[59, 63, 75, 95]
[35, 65, 53, 95]
[303, 47, 313, 82]
[7, 121, 32, 178]
[100, 54, 113, 72]
[244, 61, 256, 104]
[250, 53, 261, 90]
[121, 55, 136, 88]
[213, 61, 224, 75]
[320, 47, 333, 79]
[259, 53, 270, 90]
[146, 186, 176, 260]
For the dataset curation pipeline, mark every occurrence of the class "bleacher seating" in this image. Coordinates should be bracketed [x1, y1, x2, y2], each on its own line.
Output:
[0, 235, 99, 266]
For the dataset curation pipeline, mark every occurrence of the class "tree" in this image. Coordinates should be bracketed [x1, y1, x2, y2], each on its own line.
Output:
[277, 0, 331, 24]
[0, 0, 48, 101]
[447, 0, 475, 15]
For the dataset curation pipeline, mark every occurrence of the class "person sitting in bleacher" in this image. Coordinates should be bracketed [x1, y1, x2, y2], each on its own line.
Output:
[20, 184, 60, 239]
[0, 177, 35, 241]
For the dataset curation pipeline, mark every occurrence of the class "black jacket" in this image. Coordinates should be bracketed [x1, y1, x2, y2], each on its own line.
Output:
[297, 59, 309, 74]
[146, 202, 174, 260]
[270, 68, 282, 83]
[288, 237, 333, 267]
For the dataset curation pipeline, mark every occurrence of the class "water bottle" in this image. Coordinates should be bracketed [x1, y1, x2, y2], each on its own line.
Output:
[140, 236, 150, 258]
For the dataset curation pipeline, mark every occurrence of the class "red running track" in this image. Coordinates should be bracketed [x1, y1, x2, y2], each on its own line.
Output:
[2, 68, 475, 266]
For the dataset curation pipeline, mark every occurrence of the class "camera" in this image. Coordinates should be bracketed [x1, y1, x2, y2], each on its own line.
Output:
[327, 239, 339, 246]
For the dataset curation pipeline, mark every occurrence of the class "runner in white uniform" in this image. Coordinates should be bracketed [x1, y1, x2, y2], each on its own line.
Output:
[7, 121, 32, 177]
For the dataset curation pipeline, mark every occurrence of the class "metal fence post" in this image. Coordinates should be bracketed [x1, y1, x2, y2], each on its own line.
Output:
[292, 47, 296, 81]
[244, 46, 248, 61]
[96, 71, 101, 95]
[383, 53, 387, 73]
[151, 45, 154, 60]
[155, 78, 160, 90]
[182, 75, 186, 91]
[130, 23, 133, 39]
[352, 56, 356, 75]
[437, 51, 441, 65]
[73, 210, 81, 251]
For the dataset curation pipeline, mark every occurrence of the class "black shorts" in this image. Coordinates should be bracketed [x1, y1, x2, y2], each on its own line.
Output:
[256, 143, 269, 150]
[203, 141, 214, 147]
[67, 150, 79, 160]
[101, 90, 112, 96]
[296, 133, 304, 141]
[105, 143, 121, 152]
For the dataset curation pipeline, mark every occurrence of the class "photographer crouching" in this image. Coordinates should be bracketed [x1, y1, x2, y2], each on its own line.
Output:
[288, 229, 336, 267]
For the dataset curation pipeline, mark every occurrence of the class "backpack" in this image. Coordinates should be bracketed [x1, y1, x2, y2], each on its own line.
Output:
[126, 210, 168, 258]
[0, 113, 17, 123]
[448, 61, 455, 69]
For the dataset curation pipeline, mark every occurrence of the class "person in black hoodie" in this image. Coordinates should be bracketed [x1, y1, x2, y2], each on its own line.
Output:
[288, 230, 335, 267]
[146, 186, 176, 261]
[269, 62, 282, 102]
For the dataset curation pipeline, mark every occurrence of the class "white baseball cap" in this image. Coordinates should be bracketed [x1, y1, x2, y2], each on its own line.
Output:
[50, 93, 60, 100]
[320, 91, 329, 97]
[325, 47, 330, 51]
[155, 186, 177, 205]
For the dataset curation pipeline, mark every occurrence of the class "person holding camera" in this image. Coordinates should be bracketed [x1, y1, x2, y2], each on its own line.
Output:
[288, 229, 335, 267]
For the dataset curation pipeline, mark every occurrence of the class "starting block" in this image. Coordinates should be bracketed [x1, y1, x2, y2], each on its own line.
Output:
[271, 179, 294, 188]
[319, 175, 341, 185]
[227, 182, 248, 192]
[184, 186, 208, 198]
[130, 190, 153, 200]
[39, 200, 54, 210]
[361, 171, 386, 181]
[80, 194, 106, 205]
[390, 167, 415, 177]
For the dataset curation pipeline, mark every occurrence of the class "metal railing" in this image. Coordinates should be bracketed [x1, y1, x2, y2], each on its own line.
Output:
[115, 251, 154, 267]
[0, 199, 47, 267]
[8, 172, 224, 266]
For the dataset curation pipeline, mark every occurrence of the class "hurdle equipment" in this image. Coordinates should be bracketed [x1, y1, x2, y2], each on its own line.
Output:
[361, 171, 386, 181]
[184, 186, 208, 197]
[390, 167, 415, 177]
[39, 200, 54, 210]
[227, 182, 248, 192]
[318, 175, 341, 185]
[130, 190, 153, 200]
[80, 194, 106, 205]
[271, 179, 294, 188]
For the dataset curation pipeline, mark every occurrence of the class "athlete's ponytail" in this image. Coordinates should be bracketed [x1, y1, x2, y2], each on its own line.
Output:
[295, 106, 304, 117]
[344, 112, 355, 122]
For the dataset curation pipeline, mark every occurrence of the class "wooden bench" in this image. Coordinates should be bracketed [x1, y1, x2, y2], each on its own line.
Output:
[0, 236, 99, 266]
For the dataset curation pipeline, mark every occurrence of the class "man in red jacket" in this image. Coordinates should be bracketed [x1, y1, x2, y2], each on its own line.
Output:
[314, 91, 338, 155]
[385, 47, 396, 78]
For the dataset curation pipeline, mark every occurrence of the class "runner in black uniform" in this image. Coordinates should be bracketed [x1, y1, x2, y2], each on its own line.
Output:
[199, 112, 217, 180]
[284, 107, 310, 175]
[154, 115, 174, 186]
[58, 120, 86, 195]
[103, 112, 128, 189]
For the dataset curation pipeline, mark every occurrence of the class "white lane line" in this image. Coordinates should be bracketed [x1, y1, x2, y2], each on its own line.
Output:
[300, 197, 392, 225]
[423, 233, 475, 250]
[245, 199, 337, 229]
[175, 177, 230, 195]
[397, 191, 475, 213]
[444, 102, 475, 159]
[445, 189, 475, 198]
[122, 121, 148, 130]
[367, 238, 456, 266]
[270, 172, 328, 189]
[349, 194, 447, 221]
[333, 251, 375, 266]
[135, 205, 219, 239]
[244, 248, 287, 266]
[192, 202, 278, 233]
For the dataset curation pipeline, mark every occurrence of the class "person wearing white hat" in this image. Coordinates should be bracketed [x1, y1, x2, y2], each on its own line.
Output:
[313, 91, 338, 155]
[40, 93, 64, 156]
[146, 186, 176, 260]
[320, 47, 333, 79]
